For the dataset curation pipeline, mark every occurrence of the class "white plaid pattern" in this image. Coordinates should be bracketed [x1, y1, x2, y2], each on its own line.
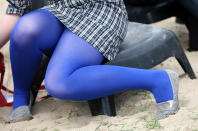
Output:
[6, 0, 128, 60]
[6, 0, 32, 16]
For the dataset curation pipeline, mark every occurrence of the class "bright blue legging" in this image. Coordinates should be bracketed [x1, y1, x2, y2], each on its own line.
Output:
[10, 9, 173, 110]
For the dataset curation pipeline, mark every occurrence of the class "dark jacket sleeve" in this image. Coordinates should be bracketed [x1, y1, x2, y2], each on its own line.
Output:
[6, 0, 32, 16]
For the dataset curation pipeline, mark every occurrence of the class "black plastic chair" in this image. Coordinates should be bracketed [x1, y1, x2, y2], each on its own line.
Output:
[31, 21, 196, 116]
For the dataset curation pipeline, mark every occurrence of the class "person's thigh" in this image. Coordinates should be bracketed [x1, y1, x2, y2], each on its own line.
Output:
[45, 28, 104, 85]
[11, 9, 65, 55]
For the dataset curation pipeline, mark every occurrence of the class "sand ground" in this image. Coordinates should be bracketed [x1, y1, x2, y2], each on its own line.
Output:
[1, 1, 198, 131]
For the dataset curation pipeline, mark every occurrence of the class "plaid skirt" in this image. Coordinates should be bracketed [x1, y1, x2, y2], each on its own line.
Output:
[7, 0, 128, 60]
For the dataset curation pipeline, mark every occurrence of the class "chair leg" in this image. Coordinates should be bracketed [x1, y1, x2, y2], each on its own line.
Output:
[31, 54, 49, 106]
[175, 52, 196, 79]
[189, 26, 198, 51]
[101, 95, 116, 116]
[183, 14, 198, 51]
[87, 99, 104, 116]
[87, 95, 116, 116]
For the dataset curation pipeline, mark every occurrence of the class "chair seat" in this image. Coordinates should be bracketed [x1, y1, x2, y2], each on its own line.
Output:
[105, 22, 179, 69]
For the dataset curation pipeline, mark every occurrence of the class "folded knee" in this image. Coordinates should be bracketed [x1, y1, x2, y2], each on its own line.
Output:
[44, 76, 75, 100]
[11, 17, 37, 46]
[10, 14, 45, 48]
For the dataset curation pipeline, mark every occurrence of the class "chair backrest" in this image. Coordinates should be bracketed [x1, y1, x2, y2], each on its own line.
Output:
[126, 0, 176, 23]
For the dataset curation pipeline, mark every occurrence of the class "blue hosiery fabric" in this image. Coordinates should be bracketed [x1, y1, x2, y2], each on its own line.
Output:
[10, 9, 65, 109]
[10, 9, 173, 110]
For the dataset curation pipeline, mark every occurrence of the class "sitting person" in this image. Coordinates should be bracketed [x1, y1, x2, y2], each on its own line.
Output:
[1, 0, 179, 122]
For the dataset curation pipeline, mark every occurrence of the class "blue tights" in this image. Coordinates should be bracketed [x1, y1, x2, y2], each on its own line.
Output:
[10, 9, 173, 110]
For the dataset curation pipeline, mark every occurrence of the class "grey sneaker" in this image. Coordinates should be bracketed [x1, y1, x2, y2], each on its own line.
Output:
[155, 70, 179, 120]
[9, 106, 33, 122]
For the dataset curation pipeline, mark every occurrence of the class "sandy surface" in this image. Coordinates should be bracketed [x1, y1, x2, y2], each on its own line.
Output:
[1, 1, 198, 131]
